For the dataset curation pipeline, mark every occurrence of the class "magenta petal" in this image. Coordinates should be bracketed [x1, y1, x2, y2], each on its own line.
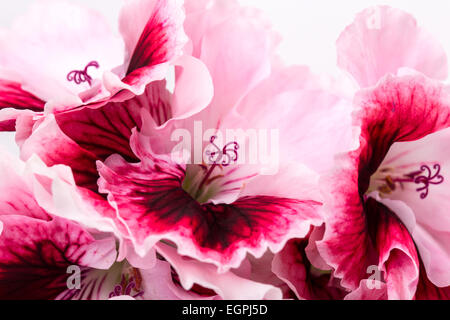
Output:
[356, 74, 450, 189]
[365, 199, 419, 300]
[272, 237, 346, 300]
[20, 116, 100, 192]
[344, 280, 387, 300]
[98, 152, 321, 270]
[0, 216, 116, 300]
[120, 0, 187, 90]
[415, 261, 450, 300]
[319, 166, 420, 299]
[0, 80, 44, 131]
[20, 80, 174, 192]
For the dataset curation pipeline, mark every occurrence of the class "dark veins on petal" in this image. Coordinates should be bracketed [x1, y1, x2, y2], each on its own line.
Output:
[54, 81, 172, 192]
[0, 219, 91, 300]
[100, 159, 319, 259]
[125, 11, 170, 80]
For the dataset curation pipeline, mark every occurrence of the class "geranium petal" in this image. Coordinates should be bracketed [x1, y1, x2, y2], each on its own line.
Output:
[0, 215, 116, 300]
[272, 237, 346, 300]
[337, 6, 448, 88]
[98, 147, 321, 271]
[117, 0, 187, 94]
[0, 80, 44, 131]
[156, 243, 282, 300]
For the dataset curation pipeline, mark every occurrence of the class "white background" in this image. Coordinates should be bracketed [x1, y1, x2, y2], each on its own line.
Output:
[1, 0, 450, 154]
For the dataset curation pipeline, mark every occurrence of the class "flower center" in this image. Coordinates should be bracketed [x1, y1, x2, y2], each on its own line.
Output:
[67, 61, 100, 86]
[108, 266, 144, 299]
[182, 136, 240, 203]
[368, 163, 444, 199]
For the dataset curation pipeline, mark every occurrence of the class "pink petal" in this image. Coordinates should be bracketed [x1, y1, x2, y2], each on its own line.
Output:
[232, 65, 357, 175]
[116, 0, 187, 94]
[0, 150, 50, 220]
[20, 81, 173, 192]
[0, 0, 124, 107]
[272, 236, 347, 300]
[337, 6, 448, 88]
[156, 243, 282, 300]
[0, 215, 116, 299]
[0, 80, 44, 131]
[318, 160, 420, 299]
[344, 280, 387, 300]
[97, 146, 321, 271]
[373, 128, 450, 287]
[20, 116, 100, 192]
[189, 3, 275, 128]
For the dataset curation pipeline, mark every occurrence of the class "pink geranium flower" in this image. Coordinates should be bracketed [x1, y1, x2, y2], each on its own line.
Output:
[93, 0, 354, 273]
[0, 149, 117, 299]
[0, 148, 284, 300]
[317, 6, 450, 300]
[17, 0, 355, 297]
[0, 0, 187, 130]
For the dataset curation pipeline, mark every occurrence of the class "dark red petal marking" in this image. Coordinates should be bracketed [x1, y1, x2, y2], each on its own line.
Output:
[22, 81, 172, 193]
[415, 260, 450, 300]
[98, 155, 320, 266]
[56, 80, 172, 161]
[124, 1, 176, 86]
[0, 80, 45, 131]
[365, 198, 419, 299]
[0, 216, 98, 300]
[320, 75, 450, 293]
[274, 235, 346, 300]
[319, 159, 378, 290]
[320, 170, 420, 296]
[356, 75, 450, 191]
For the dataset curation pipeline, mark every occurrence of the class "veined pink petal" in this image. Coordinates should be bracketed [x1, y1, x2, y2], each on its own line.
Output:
[0, 215, 116, 300]
[114, 0, 187, 95]
[97, 143, 322, 271]
[0, 80, 45, 131]
[0, 150, 50, 220]
[372, 128, 450, 288]
[337, 6, 448, 88]
[20, 115, 100, 192]
[355, 74, 450, 191]
[319, 74, 450, 299]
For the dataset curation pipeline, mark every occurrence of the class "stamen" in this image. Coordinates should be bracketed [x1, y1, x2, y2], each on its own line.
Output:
[108, 269, 144, 299]
[193, 136, 240, 200]
[205, 136, 239, 166]
[67, 61, 99, 86]
[378, 164, 444, 199]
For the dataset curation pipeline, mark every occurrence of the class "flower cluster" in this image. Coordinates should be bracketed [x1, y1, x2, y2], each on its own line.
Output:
[0, 1, 448, 300]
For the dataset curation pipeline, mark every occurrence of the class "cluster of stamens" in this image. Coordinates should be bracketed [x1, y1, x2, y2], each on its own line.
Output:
[373, 164, 444, 199]
[108, 268, 144, 299]
[67, 61, 99, 86]
[184, 136, 240, 203]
